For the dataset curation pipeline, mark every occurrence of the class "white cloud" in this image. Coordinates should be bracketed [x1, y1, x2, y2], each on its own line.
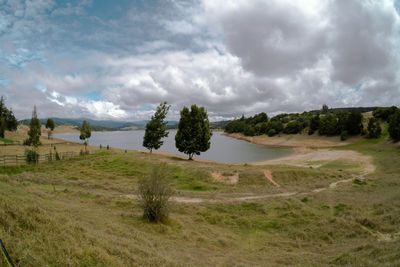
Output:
[1, 0, 400, 121]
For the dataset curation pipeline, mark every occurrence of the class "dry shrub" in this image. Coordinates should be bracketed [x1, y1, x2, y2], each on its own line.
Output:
[138, 164, 173, 223]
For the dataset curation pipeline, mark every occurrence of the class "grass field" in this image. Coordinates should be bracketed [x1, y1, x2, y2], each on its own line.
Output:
[0, 128, 400, 266]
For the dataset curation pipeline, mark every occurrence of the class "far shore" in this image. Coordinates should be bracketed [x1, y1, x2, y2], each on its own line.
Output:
[222, 132, 359, 148]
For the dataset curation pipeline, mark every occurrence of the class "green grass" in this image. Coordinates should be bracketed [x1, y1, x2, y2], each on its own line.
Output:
[0, 139, 400, 266]
[0, 137, 14, 144]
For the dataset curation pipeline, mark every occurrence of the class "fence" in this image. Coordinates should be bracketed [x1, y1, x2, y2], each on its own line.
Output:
[0, 149, 103, 166]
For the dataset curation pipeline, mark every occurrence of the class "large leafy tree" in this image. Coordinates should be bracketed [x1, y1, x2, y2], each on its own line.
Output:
[367, 117, 381, 139]
[143, 102, 170, 153]
[0, 96, 18, 138]
[45, 118, 55, 139]
[27, 106, 42, 147]
[319, 113, 339, 136]
[344, 111, 363, 135]
[308, 114, 320, 135]
[388, 109, 400, 142]
[79, 120, 92, 152]
[175, 105, 212, 160]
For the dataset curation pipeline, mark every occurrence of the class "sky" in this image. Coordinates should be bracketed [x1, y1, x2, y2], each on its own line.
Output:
[0, 0, 400, 121]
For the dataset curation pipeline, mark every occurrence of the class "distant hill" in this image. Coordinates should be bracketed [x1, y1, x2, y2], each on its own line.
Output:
[309, 106, 377, 114]
[19, 118, 178, 131]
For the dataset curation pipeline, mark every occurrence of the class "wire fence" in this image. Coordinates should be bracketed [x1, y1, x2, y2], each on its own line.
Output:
[0, 149, 104, 166]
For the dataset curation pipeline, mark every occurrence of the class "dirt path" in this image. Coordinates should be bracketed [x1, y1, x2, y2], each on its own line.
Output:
[263, 170, 280, 187]
[126, 148, 376, 204]
[125, 176, 357, 204]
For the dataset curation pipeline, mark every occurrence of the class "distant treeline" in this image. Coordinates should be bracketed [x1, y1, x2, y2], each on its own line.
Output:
[224, 105, 399, 141]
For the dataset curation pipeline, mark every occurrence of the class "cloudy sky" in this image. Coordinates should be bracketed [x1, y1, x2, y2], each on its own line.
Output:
[1, 0, 400, 121]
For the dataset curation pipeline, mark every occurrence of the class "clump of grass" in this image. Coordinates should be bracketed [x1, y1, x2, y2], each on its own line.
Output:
[25, 149, 39, 164]
[138, 164, 173, 223]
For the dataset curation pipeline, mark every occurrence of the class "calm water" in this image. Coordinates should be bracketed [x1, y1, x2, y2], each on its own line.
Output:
[54, 130, 291, 163]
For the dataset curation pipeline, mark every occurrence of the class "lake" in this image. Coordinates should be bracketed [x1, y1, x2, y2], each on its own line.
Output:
[54, 130, 292, 163]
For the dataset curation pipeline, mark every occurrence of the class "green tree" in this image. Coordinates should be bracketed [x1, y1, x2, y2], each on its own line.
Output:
[388, 109, 400, 142]
[0, 116, 5, 138]
[244, 125, 256, 136]
[319, 113, 338, 136]
[143, 102, 170, 153]
[283, 121, 302, 134]
[79, 120, 92, 152]
[45, 118, 55, 139]
[175, 105, 212, 160]
[367, 117, 381, 138]
[269, 120, 284, 133]
[26, 106, 42, 147]
[308, 114, 320, 135]
[373, 106, 398, 121]
[321, 104, 329, 114]
[344, 111, 363, 135]
[0, 96, 18, 138]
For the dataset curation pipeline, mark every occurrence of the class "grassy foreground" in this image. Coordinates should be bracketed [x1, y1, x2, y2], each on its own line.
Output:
[0, 139, 400, 266]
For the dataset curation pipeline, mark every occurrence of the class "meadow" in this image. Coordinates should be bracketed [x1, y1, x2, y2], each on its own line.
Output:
[0, 128, 399, 266]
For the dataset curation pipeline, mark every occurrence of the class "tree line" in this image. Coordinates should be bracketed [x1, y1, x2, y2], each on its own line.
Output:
[12, 101, 212, 160]
[225, 105, 400, 142]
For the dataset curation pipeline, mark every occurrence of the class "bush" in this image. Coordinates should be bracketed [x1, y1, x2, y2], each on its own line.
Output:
[243, 125, 256, 136]
[340, 131, 348, 141]
[388, 109, 400, 142]
[138, 164, 173, 223]
[267, 129, 276, 137]
[283, 121, 302, 134]
[319, 114, 339, 136]
[367, 117, 381, 138]
[25, 149, 39, 164]
[269, 120, 284, 133]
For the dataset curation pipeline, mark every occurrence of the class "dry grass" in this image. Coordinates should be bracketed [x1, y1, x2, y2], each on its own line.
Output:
[0, 130, 399, 266]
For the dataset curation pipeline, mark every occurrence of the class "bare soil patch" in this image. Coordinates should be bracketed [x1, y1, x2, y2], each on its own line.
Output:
[211, 171, 239, 184]
[263, 170, 280, 187]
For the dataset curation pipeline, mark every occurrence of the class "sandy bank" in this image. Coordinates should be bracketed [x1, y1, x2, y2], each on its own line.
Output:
[223, 132, 356, 148]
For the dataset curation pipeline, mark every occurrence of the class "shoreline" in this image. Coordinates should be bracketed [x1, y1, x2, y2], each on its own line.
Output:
[222, 132, 351, 148]
[48, 130, 371, 170]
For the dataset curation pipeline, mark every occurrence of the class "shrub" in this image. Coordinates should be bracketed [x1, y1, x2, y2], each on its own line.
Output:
[367, 117, 381, 138]
[243, 125, 256, 136]
[283, 121, 302, 134]
[138, 164, 173, 223]
[25, 149, 39, 164]
[340, 131, 348, 141]
[268, 129, 276, 137]
[55, 151, 61, 160]
[319, 114, 339, 136]
[269, 120, 284, 133]
[388, 109, 400, 142]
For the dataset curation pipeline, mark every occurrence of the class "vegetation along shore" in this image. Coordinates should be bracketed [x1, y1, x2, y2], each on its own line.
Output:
[0, 97, 400, 265]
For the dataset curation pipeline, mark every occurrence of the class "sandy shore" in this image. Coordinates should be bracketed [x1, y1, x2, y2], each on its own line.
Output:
[224, 132, 374, 173]
[223, 132, 354, 148]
